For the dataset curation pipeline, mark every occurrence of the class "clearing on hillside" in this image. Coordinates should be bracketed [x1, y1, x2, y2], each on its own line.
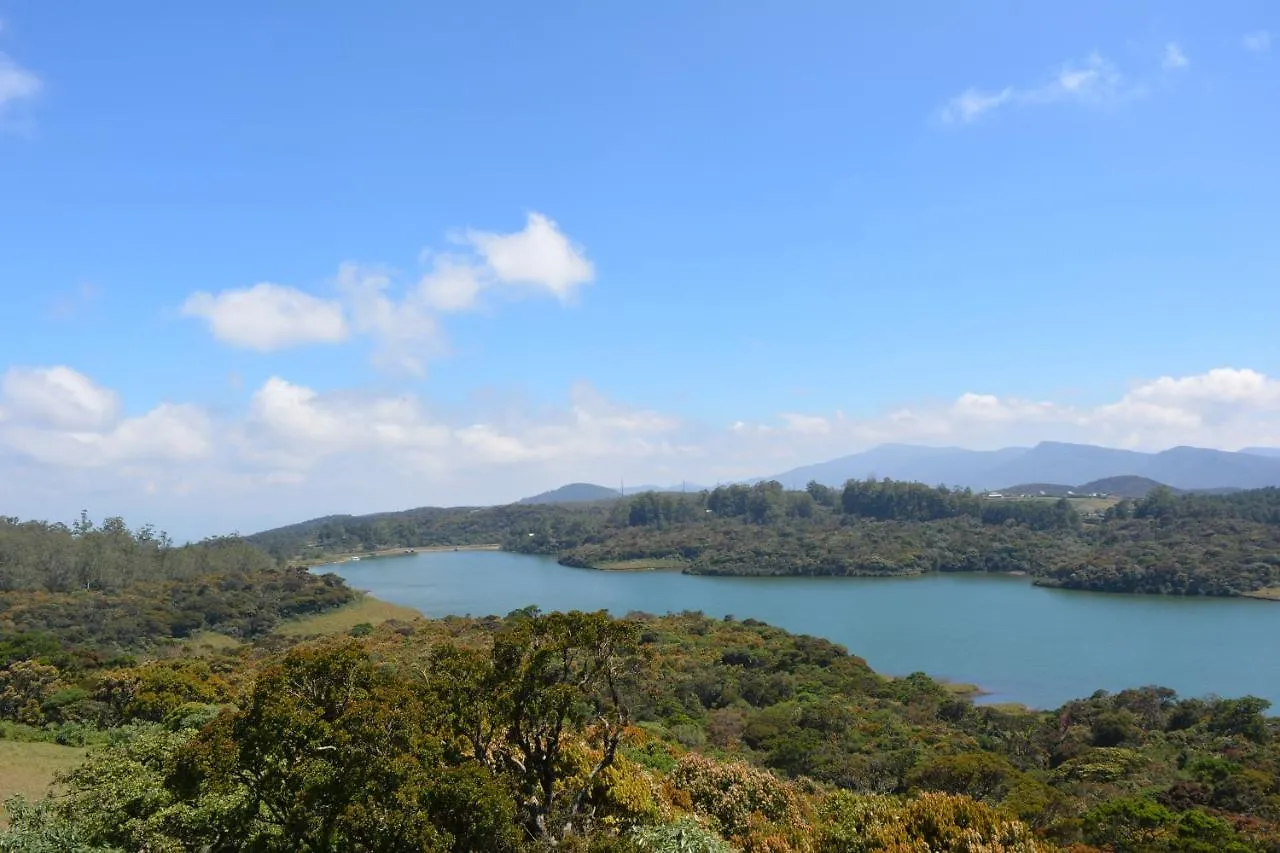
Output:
[0, 740, 87, 825]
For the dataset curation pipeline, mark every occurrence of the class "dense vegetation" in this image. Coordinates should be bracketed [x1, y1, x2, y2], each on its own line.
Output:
[3, 607, 1279, 851]
[3, 511, 1280, 849]
[251, 481, 1280, 597]
[0, 514, 353, 727]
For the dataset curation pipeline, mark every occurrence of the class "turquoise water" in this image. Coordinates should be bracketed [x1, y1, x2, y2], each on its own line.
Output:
[327, 550, 1280, 709]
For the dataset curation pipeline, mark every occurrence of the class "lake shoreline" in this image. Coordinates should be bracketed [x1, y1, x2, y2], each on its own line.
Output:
[324, 549, 1280, 709]
[311, 583, 1008, 708]
[303, 543, 501, 568]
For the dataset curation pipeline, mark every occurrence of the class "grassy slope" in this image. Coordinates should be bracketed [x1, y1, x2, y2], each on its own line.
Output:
[273, 594, 423, 637]
[0, 741, 87, 825]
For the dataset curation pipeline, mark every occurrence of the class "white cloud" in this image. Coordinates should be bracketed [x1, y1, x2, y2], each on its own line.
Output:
[0, 366, 120, 430]
[464, 212, 595, 300]
[418, 254, 485, 312]
[1243, 30, 1272, 52]
[0, 51, 40, 117]
[939, 88, 1014, 124]
[779, 413, 832, 435]
[1122, 367, 1280, 408]
[939, 52, 1139, 125]
[181, 283, 349, 351]
[9, 365, 1280, 538]
[335, 263, 444, 374]
[1162, 42, 1189, 70]
[0, 367, 212, 468]
[233, 376, 678, 479]
[721, 367, 1280, 470]
[182, 212, 592, 372]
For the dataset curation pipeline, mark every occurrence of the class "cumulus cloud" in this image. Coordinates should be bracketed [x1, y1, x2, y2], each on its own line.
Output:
[417, 254, 485, 312]
[464, 212, 595, 300]
[1162, 42, 1189, 70]
[182, 212, 593, 373]
[0, 366, 212, 468]
[0, 366, 121, 430]
[737, 368, 1280, 457]
[939, 52, 1138, 125]
[181, 283, 349, 351]
[1243, 30, 1272, 52]
[8, 365, 1280, 538]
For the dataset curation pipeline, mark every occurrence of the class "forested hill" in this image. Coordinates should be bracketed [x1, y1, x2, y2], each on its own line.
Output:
[998, 476, 1174, 499]
[517, 482, 622, 504]
[250, 481, 1280, 598]
[0, 513, 353, 652]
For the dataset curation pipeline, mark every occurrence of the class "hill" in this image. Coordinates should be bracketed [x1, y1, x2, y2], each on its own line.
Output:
[517, 482, 621, 504]
[999, 476, 1173, 499]
[769, 440, 1280, 492]
[517, 482, 706, 504]
[1077, 475, 1172, 498]
[995, 482, 1078, 497]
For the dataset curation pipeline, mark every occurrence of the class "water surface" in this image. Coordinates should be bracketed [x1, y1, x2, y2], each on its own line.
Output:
[327, 550, 1280, 709]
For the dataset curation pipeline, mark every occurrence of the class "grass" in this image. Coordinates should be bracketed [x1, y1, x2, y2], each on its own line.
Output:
[593, 558, 687, 571]
[941, 681, 985, 699]
[1243, 587, 1280, 601]
[0, 740, 87, 825]
[179, 629, 245, 655]
[273, 594, 423, 637]
[1006, 495, 1120, 514]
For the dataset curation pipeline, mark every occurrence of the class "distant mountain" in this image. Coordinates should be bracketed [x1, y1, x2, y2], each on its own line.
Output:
[767, 441, 1280, 493]
[517, 483, 621, 505]
[1145, 446, 1280, 490]
[981, 443, 1150, 489]
[1240, 447, 1280, 458]
[764, 444, 1027, 490]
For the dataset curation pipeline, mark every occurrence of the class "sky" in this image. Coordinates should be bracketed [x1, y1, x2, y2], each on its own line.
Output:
[1, 1, 1279, 540]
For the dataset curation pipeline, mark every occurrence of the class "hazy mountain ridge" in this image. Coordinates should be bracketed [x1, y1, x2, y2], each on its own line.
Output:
[768, 441, 1280, 492]
[250, 442, 1278, 542]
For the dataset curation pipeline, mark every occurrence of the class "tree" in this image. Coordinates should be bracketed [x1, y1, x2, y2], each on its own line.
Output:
[427, 609, 647, 841]
[1082, 797, 1177, 850]
[178, 639, 518, 852]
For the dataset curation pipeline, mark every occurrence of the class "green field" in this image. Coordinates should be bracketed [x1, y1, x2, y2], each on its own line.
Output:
[272, 594, 423, 637]
[0, 741, 87, 826]
[178, 629, 246, 655]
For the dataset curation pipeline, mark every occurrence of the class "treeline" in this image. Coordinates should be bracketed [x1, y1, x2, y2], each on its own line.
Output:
[0, 514, 353, 656]
[522, 481, 1280, 596]
[245, 481, 1280, 597]
[4, 609, 1279, 851]
[247, 503, 610, 563]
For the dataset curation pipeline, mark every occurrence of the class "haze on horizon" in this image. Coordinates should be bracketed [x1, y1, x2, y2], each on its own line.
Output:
[1, 2, 1278, 540]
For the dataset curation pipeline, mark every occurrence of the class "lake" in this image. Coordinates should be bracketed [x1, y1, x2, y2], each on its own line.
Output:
[326, 550, 1280, 710]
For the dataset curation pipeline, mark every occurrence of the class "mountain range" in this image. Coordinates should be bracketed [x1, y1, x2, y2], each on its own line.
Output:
[765, 442, 1280, 492]
[514, 442, 1280, 505]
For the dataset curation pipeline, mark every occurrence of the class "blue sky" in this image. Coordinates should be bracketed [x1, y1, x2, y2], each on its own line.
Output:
[1, 1, 1278, 538]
